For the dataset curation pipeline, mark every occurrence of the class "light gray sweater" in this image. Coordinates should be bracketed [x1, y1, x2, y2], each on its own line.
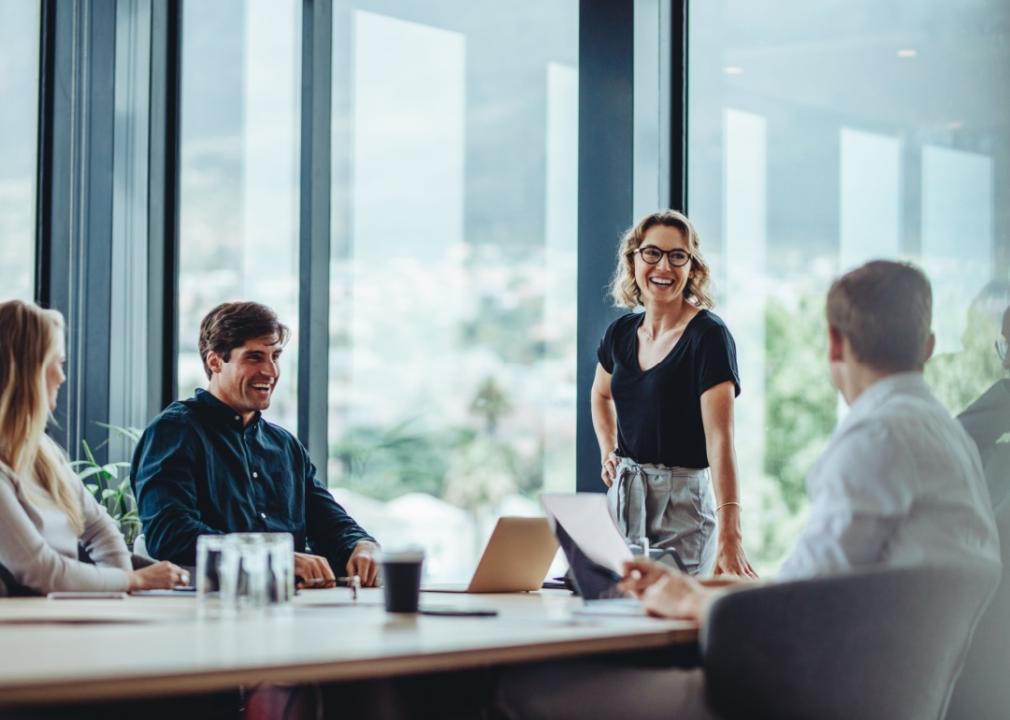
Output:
[0, 458, 131, 593]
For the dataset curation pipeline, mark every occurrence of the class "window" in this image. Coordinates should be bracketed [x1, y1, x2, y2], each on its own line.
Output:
[0, 0, 41, 301]
[177, 0, 302, 427]
[688, 0, 1010, 570]
[327, 2, 579, 581]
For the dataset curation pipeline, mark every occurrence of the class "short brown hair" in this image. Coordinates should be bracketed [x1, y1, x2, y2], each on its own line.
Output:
[610, 210, 714, 309]
[198, 302, 290, 379]
[827, 260, 932, 372]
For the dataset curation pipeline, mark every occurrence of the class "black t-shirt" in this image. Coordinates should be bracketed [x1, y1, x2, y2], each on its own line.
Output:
[597, 310, 741, 469]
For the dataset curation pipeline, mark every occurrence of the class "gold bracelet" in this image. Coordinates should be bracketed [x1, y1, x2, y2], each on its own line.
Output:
[716, 501, 741, 512]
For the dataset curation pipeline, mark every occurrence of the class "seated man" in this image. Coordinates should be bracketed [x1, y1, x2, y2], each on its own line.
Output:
[132, 301, 379, 587]
[958, 303, 1010, 510]
[496, 260, 1001, 720]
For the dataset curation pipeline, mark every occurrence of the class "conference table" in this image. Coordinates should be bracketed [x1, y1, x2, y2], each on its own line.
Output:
[0, 588, 698, 708]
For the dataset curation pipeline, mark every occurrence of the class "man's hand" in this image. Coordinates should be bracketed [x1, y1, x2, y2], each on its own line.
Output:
[618, 558, 709, 621]
[346, 540, 380, 587]
[294, 552, 336, 589]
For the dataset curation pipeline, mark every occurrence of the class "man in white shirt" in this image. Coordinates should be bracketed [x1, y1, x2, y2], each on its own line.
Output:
[495, 260, 1000, 720]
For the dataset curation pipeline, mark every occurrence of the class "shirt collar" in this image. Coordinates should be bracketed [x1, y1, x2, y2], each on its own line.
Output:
[839, 371, 929, 431]
[194, 388, 261, 430]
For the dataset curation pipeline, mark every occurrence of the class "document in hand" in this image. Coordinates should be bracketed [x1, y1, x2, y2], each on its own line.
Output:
[540, 493, 633, 575]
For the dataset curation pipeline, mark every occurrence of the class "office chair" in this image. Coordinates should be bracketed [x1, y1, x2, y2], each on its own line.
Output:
[946, 497, 1010, 720]
[700, 564, 996, 720]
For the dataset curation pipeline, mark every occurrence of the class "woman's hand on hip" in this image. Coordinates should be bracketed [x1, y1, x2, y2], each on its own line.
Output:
[713, 537, 757, 578]
[601, 451, 619, 487]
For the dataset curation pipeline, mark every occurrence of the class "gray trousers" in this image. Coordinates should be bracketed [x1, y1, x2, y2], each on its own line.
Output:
[607, 458, 717, 576]
[495, 662, 716, 720]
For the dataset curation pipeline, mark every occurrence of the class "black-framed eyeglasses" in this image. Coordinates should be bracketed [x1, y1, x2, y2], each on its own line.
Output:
[633, 246, 692, 267]
[997, 338, 1008, 362]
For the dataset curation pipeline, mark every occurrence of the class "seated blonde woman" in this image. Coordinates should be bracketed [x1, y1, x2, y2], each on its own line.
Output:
[0, 300, 187, 594]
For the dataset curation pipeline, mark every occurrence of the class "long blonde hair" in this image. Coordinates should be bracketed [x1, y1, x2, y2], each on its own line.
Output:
[609, 209, 714, 309]
[0, 300, 82, 533]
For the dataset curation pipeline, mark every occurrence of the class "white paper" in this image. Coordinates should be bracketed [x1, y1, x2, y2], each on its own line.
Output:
[540, 493, 633, 575]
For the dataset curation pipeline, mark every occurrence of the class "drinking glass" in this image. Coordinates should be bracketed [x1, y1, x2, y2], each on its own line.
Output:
[232, 533, 269, 611]
[262, 532, 295, 607]
[196, 534, 239, 615]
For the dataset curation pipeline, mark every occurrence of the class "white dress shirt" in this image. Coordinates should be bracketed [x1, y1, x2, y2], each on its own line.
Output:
[779, 372, 1000, 580]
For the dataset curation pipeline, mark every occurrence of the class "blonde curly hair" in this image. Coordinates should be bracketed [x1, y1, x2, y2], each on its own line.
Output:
[609, 210, 714, 309]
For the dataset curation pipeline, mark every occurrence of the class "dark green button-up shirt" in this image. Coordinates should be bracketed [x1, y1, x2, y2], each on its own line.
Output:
[131, 389, 373, 569]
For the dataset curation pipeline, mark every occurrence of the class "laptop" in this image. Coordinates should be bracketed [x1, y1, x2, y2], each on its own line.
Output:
[541, 493, 684, 615]
[422, 516, 559, 594]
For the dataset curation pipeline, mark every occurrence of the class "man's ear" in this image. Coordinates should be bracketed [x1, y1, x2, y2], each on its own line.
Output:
[206, 351, 224, 375]
[828, 325, 845, 363]
[923, 332, 936, 364]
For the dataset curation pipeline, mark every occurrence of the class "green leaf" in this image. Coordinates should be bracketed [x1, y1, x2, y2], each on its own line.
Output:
[81, 440, 98, 466]
[77, 466, 107, 481]
[101, 489, 118, 500]
[95, 422, 143, 444]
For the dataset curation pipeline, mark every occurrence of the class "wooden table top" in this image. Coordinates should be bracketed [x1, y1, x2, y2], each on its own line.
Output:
[0, 588, 697, 705]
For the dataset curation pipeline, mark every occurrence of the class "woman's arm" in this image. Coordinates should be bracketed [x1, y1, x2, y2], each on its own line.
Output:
[591, 363, 619, 487]
[701, 381, 756, 577]
[0, 472, 130, 593]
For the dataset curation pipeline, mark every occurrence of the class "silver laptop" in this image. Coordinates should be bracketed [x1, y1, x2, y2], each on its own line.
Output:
[422, 516, 559, 594]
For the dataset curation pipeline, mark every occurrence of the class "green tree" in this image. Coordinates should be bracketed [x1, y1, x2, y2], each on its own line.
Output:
[764, 294, 836, 515]
[330, 419, 449, 500]
[469, 377, 512, 436]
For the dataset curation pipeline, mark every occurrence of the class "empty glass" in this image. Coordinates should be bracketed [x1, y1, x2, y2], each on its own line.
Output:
[196, 534, 238, 615]
[232, 533, 268, 611]
[197, 532, 295, 615]
[262, 532, 295, 606]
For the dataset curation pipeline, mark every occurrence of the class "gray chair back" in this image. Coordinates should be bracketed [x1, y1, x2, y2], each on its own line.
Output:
[701, 564, 997, 720]
[0, 560, 37, 597]
[946, 500, 1010, 720]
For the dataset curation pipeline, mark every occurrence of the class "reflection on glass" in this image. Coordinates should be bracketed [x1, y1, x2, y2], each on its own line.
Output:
[840, 128, 900, 270]
[177, 0, 301, 428]
[689, 0, 1010, 571]
[0, 0, 40, 301]
[328, 2, 579, 581]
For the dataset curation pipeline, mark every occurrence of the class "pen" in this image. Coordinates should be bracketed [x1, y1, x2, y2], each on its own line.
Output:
[336, 575, 361, 601]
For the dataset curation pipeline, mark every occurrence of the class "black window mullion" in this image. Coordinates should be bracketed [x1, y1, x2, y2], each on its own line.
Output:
[670, 0, 688, 213]
[576, 0, 635, 492]
[148, 0, 183, 416]
[297, 0, 334, 480]
[37, 0, 118, 465]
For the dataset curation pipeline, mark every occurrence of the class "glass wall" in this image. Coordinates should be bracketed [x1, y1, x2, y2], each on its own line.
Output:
[0, 0, 40, 301]
[177, 0, 302, 427]
[326, 1, 579, 581]
[688, 0, 1010, 571]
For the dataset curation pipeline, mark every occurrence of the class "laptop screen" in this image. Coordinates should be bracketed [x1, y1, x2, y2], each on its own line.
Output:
[553, 522, 628, 600]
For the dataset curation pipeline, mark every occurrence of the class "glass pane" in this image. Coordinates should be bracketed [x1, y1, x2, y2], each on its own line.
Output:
[688, 2, 1010, 571]
[328, 3, 579, 581]
[177, 0, 301, 428]
[0, 0, 40, 301]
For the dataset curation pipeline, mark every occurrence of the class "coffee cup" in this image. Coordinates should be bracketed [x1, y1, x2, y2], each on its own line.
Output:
[379, 548, 425, 613]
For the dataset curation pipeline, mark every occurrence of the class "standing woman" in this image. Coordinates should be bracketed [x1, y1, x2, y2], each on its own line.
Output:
[0, 300, 186, 594]
[593, 210, 755, 577]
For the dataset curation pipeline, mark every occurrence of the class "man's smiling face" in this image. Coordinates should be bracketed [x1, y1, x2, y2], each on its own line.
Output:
[207, 334, 283, 422]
